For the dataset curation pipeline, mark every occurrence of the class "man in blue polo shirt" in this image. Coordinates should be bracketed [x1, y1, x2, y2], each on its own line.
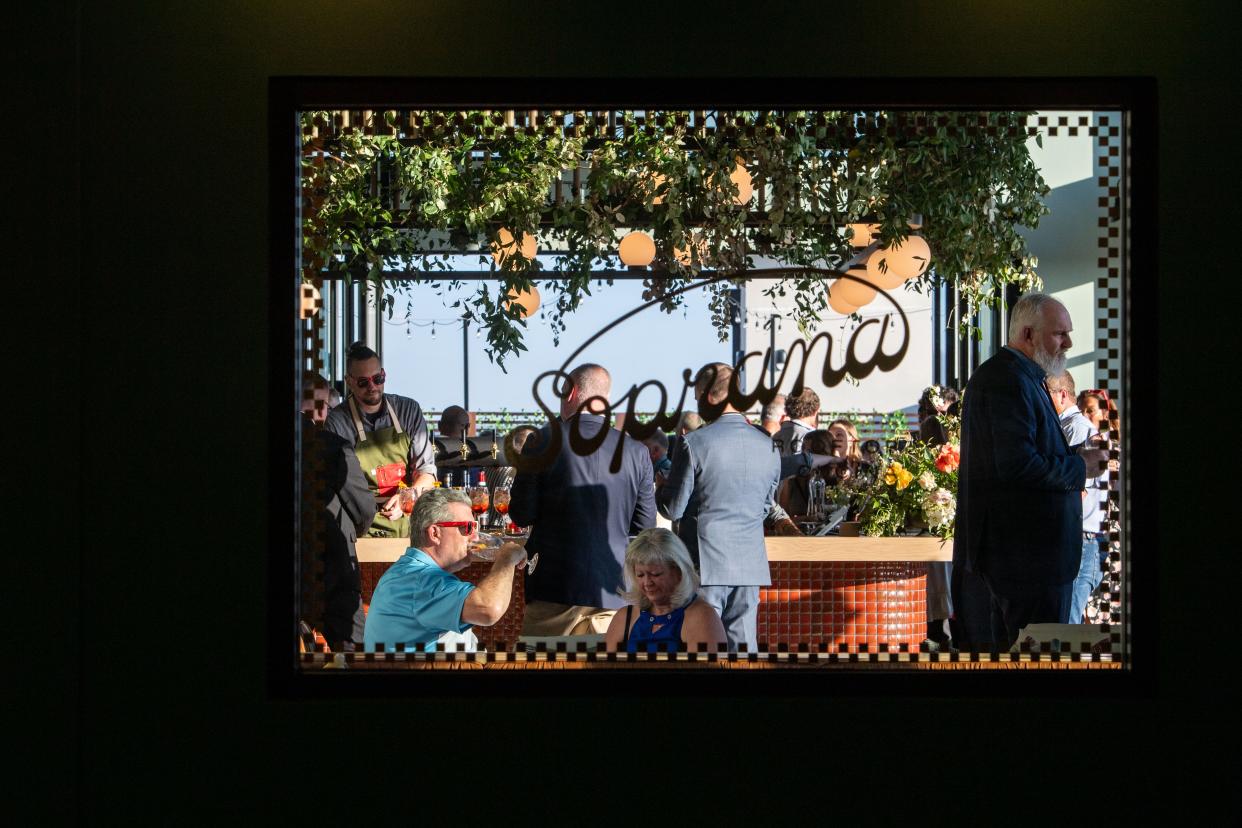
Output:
[364, 488, 528, 652]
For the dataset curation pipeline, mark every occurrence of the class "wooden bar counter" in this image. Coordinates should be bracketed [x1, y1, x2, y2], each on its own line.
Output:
[355, 536, 951, 651]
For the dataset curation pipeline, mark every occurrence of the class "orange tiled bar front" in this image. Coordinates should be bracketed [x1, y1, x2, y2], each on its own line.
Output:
[356, 536, 951, 651]
[759, 561, 927, 650]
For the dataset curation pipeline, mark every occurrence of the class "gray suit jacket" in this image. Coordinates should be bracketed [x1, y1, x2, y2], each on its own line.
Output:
[657, 413, 781, 587]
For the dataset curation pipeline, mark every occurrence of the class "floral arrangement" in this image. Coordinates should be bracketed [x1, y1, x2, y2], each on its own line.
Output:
[858, 441, 960, 539]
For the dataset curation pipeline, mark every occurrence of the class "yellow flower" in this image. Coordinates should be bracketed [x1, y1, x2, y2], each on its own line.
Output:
[883, 462, 904, 486]
[896, 468, 914, 490]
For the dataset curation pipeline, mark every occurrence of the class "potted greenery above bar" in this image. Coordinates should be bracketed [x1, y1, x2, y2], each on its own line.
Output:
[300, 109, 1049, 367]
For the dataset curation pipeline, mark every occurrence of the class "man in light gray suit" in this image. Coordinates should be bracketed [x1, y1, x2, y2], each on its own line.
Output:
[657, 362, 782, 650]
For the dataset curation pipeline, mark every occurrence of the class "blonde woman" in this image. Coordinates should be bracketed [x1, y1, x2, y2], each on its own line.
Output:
[604, 529, 726, 653]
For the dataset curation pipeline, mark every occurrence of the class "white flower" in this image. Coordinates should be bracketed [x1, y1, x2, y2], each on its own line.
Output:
[918, 471, 936, 491]
[921, 488, 957, 529]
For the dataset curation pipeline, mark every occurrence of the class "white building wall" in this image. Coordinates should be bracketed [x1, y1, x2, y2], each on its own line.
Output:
[1023, 110, 1113, 400]
[740, 110, 1117, 414]
[742, 260, 932, 416]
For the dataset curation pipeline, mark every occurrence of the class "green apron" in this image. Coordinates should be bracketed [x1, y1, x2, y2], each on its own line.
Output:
[347, 396, 414, 538]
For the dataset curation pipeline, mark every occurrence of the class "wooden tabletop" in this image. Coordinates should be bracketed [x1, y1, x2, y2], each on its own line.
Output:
[355, 535, 952, 564]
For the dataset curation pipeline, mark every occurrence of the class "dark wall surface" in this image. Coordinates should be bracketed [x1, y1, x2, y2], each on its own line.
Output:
[26, 0, 1235, 818]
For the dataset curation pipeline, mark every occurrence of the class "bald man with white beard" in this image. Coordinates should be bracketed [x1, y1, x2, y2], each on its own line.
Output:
[952, 293, 1110, 650]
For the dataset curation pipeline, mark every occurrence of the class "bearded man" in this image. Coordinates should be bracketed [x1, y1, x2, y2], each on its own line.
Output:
[951, 293, 1110, 649]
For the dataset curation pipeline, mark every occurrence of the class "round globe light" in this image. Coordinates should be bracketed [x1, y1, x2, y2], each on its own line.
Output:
[865, 246, 909, 290]
[827, 289, 859, 316]
[869, 235, 931, 284]
[491, 228, 538, 267]
[674, 233, 708, 267]
[648, 172, 666, 205]
[503, 284, 541, 318]
[832, 268, 878, 308]
[847, 223, 876, 247]
[730, 163, 753, 205]
[618, 231, 656, 267]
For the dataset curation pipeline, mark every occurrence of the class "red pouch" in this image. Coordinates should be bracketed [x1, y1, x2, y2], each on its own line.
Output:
[374, 462, 407, 497]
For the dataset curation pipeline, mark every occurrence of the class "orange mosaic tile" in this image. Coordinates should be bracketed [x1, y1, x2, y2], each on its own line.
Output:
[360, 560, 927, 652]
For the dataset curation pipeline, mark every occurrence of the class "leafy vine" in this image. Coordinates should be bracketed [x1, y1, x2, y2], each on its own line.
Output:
[300, 110, 1049, 367]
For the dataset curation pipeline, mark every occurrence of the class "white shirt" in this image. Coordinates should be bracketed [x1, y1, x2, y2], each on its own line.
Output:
[1058, 405, 1107, 534]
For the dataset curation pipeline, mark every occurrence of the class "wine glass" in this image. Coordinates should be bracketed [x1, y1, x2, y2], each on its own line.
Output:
[470, 481, 490, 525]
[469, 532, 538, 574]
[492, 484, 511, 531]
[398, 486, 418, 517]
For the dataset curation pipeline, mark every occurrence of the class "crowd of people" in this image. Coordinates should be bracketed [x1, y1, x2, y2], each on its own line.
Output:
[300, 290, 1122, 655]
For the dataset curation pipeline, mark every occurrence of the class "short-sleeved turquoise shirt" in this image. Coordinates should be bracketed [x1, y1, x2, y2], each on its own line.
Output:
[364, 548, 476, 651]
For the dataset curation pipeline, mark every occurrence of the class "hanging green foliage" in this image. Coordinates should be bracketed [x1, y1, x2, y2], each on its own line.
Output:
[300, 109, 1048, 367]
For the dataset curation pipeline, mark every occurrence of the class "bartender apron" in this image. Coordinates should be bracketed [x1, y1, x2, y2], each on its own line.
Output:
[348, 396, 413, 538]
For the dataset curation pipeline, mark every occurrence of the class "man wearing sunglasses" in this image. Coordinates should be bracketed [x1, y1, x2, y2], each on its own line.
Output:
[364, 488, 528, 653]
[324, 341, 438, 538]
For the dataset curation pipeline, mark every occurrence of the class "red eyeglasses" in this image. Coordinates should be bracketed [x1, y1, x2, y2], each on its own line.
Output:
[433, 520, 477, 536]
[350, 370, 386, 389]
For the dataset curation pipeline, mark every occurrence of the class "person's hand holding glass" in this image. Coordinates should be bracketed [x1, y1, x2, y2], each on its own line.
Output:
[470, 530, 538, 574]
[1079, 433, 1111, 477]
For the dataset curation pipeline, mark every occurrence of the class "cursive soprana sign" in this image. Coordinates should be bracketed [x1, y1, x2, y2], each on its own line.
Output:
[506, 269, 910, 474]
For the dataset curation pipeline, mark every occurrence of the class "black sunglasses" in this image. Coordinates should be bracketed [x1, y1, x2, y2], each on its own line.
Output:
[350, 370, 386, 389]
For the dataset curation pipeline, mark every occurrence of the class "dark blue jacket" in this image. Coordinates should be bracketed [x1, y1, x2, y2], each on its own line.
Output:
[954, 348, 1087, 588]
[509, 414, 657, 608]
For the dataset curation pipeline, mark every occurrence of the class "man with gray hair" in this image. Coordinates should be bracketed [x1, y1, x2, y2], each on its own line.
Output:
[510, 363, 657, 636]
[364, 488, 527, 652]
[759, 393, 787, 436]
[676, 412, 704, 435]
[952, 293, 1110, 649]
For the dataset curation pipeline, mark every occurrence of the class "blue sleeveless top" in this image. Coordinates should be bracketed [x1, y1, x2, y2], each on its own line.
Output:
[625, 599, 693, 653]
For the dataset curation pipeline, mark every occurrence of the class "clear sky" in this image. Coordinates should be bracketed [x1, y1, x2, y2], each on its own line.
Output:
[378, 275, 732, 416]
